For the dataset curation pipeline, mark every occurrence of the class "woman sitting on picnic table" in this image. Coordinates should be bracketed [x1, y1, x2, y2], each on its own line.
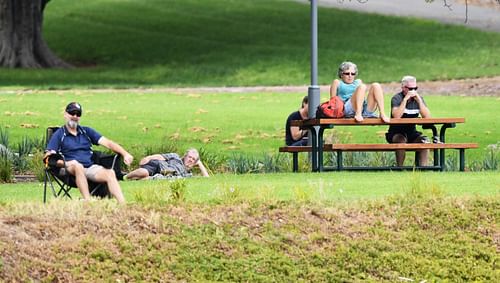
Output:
[330, 61, 390, 123]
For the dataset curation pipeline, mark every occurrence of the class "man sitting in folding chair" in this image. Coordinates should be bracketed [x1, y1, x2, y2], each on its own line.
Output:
[44, 102, 134, 204]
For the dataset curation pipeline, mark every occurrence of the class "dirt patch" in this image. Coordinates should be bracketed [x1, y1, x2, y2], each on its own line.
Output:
[1, 76, 499, 97]
[457, 0, 500, 9]
[164, 76, 500, 97]
[380, 76, 500, 97]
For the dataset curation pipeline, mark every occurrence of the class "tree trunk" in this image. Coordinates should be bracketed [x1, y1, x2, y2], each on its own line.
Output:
[0, 0, 71, 68]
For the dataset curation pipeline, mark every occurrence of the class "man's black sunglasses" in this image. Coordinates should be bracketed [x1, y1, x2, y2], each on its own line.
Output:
[405, 86, 418, 91]
[68, 111, 81, 117]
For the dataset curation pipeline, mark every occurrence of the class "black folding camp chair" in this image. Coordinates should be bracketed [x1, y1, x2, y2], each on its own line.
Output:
[42, 126, 124, 203]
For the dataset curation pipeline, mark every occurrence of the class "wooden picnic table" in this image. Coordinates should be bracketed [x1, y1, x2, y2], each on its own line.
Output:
[288, 117, 476, 172]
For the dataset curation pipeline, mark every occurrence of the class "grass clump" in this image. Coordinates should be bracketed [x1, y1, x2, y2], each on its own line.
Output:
[133, 178, 187, 207]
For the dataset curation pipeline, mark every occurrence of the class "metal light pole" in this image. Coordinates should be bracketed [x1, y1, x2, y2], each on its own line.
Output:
[308, 0, 320, 171]
[308, 0, 320, 118]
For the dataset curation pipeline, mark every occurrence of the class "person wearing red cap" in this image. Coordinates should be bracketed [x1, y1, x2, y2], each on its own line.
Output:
[45, 102, 134, 204]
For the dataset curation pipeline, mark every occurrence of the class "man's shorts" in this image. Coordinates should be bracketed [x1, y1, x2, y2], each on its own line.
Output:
[59, 164, 105, 182]
[140, 160, 161, 176]
[343, 98, 378, 118]
[385, 131, 426, 144]
[290, 137, 308, 146]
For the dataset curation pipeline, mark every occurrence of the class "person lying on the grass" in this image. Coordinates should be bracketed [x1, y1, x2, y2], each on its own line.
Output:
[124, 148, 209, 180]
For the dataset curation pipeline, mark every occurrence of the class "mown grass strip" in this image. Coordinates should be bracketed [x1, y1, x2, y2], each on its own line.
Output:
[1, 91, 497, 162]
[1, 171, 497, 203]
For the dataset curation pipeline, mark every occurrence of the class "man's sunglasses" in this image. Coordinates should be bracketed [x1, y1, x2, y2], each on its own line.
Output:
[68, 111, 81, 117]
[342, 72, 356, 76]
[405, 86, 418, 91]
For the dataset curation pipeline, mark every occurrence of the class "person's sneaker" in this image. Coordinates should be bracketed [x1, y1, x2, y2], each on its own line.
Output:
[151, 173, 171, 180]
[421, 136, 431, 144]
[433, 136, 443, 144]
[116, 171, 127, 180]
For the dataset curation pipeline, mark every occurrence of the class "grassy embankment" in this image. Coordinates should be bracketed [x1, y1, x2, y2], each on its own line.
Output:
[0, 184, 498, 281]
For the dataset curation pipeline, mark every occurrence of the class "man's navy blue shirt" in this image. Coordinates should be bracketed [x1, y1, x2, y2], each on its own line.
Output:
[46, 126, 102, 168]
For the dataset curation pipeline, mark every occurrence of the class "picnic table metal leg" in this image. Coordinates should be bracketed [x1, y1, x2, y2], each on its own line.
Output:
[440, 149, 445, 171]
[318, 127, 326, 172]
[311, 128, 318, 172]
[439, 123, 455, 143]
[422, 124, 438, 141]
[459, 149, 465, 171]
[434, 149, 439, 167]
[423, 124, 440, 168]
[337, 150, 343, 171]
[438, 123, 455, 171]
[43, 170, 52, 203]
[293, 152, 298, 172]
[414, 152, 420, 168]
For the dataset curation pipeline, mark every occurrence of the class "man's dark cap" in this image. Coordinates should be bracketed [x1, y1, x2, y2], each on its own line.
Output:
[65, 102, 82, 114]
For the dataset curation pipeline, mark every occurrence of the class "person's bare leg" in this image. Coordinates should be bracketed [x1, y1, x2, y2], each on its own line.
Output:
[124, 168, 150, 180]
[367, 83, 390, 123]
[66, 161, 91, 200]
[419, 149, 429, 166]
[352, 84, 367, 122]
[392, 134, 407, 166]
[94, 168, 125, 204]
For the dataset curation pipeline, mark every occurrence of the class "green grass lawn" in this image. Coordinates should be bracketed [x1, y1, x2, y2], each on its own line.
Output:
[1, 90, 498, 163]
[0, 0, 499, 88]
[1, 171, 497, 204]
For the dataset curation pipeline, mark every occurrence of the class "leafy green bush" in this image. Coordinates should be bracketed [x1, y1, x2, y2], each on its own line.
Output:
[482, 143, 499, 170]
[13, 137, 33, 173]
[227, 154, 262, 174]
[261, 153, 286, 173]
[225, 153, 289, 174]
[0, 127, 9, 148]
[198, 147, 226, 174]
[30, 150, 47, 182]
[0, 127, 46, 177]
[0, 148, 13, 183]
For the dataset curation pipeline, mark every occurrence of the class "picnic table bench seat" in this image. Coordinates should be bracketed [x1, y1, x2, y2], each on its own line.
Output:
[280, 142, 478, 172]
